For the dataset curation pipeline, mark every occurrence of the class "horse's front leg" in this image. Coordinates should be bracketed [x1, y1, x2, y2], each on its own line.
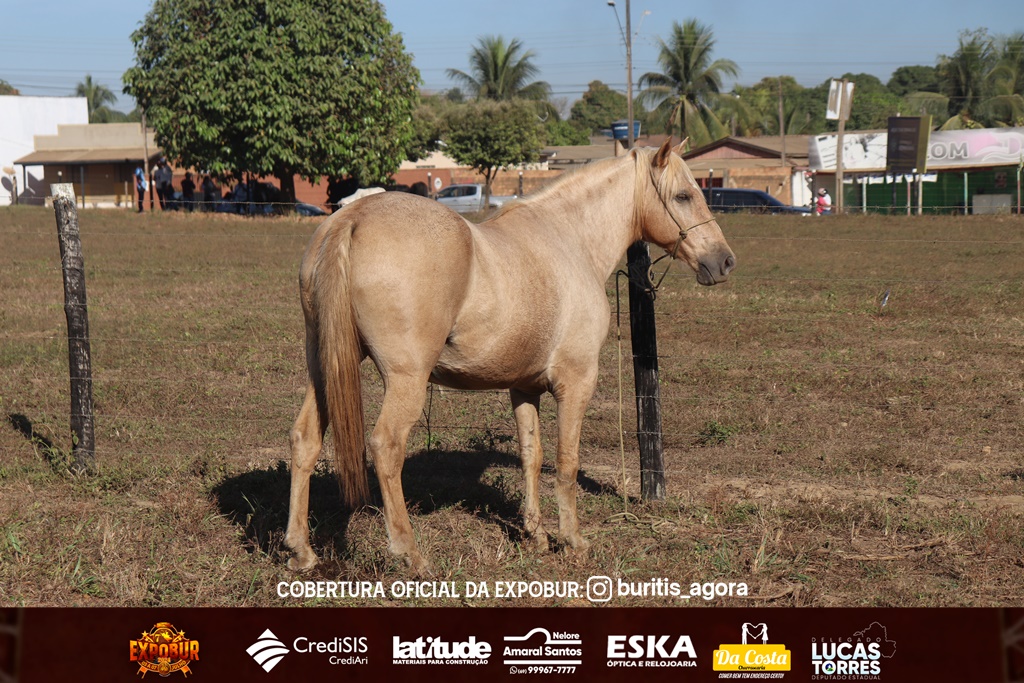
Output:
[510, 389, 549, 551]
[552, 376, 598, 553]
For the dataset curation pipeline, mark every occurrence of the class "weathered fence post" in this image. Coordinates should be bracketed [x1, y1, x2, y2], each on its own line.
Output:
[51, 183, 95, 474]
[626, 241, 666, 501]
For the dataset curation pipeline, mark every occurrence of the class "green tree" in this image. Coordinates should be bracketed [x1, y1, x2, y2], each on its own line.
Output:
[728, 76, 812, 136]
[637, 19, 739, 149]
[446, 36, 551, 102]
[443, 100, 544, 201]
[544, 119, 590, 146]
[887, 65, 940, 97]
[123, 0, 419, 201]
[981, 32, 1024, 126]
[0, 79, 19, 96]
[937, 29, 996, 125]
[75, 74, 117, 122]
[570, 80, 628, 133]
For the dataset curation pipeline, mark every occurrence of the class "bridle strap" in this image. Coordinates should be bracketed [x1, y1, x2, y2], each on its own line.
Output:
[637, 161, 718, 293]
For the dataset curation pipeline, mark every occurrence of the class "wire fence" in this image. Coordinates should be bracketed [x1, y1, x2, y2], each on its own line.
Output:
[3, 210, 1023, 494]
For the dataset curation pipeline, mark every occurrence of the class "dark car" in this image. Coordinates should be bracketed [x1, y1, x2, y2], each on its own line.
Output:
[702, 188, 810, 215]
[295, 202, 328, 217]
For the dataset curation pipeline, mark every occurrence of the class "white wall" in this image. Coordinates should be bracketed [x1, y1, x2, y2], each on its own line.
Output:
[0, 96, 89, 205]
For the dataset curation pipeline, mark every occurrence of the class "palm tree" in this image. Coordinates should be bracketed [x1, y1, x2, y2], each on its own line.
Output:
[937, 29, 995, 127]
[446, 36, 551, 102]
[637, 19, 739, 149]
[74, 74, 117, 122]
[937, 29, 1024, 128]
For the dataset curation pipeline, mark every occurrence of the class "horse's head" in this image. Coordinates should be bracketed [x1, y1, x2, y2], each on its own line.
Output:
[633, 139, 735, 286]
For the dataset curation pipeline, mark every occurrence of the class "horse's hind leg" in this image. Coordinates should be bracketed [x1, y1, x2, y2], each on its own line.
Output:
[285, 381, 326, 571]
[370, 374, 432, 575]
[511, 389, 550, 551]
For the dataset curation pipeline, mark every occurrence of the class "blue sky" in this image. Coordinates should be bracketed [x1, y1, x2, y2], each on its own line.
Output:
[1, 0, 1019, 113]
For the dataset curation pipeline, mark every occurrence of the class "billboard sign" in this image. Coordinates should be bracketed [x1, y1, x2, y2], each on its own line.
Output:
[886, 116, 931, 173]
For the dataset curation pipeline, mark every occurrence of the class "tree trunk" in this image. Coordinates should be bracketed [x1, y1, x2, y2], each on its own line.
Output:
[276, 171, 296, 207]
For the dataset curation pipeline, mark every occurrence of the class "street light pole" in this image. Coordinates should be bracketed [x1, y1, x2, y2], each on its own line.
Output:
[607, 0, 634, 149]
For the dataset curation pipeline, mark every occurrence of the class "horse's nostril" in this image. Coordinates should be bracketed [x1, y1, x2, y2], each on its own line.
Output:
[723, 254, 736, 275]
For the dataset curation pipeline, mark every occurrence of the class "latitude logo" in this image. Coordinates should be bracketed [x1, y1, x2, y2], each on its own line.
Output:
[247, 629, 290, 672]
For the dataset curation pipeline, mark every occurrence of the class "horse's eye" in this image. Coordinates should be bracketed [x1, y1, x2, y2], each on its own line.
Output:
[674, 191, 690, 202]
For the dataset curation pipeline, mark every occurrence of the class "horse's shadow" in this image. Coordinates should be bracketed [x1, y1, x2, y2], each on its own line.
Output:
[211, 448, 613, 565]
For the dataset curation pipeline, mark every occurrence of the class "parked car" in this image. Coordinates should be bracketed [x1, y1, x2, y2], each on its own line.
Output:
[295, 202, 328, 217]
[702, 188, 810, 215]
[435, 184, 516, 214]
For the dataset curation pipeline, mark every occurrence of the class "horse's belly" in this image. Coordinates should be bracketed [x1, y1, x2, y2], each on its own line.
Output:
[431, 343, 550, 393]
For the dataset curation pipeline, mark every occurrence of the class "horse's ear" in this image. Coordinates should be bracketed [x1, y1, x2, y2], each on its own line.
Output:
[653, 138, 672, 169]
[673, 138, 689, 155]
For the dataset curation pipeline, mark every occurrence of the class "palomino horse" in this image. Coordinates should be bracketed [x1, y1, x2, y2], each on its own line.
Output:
[285, 139, 735, 574]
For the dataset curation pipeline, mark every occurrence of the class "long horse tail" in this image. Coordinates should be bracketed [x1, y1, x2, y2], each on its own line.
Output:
[309, 219, 369, 508]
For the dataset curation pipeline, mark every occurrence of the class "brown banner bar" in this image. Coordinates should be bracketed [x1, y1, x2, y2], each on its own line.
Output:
[7, 608, 1013, 682]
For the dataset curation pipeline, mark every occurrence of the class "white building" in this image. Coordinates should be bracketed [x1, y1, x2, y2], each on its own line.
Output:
[0, 95, 89, 205]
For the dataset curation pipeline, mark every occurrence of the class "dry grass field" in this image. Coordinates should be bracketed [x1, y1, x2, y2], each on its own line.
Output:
[1, 204, 1022, 607]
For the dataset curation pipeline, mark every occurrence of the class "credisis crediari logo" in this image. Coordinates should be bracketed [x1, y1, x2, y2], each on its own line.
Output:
[247, 629, 290, 672]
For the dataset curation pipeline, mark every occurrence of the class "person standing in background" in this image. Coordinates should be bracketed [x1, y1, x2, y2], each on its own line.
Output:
[154, 159, 173, 210]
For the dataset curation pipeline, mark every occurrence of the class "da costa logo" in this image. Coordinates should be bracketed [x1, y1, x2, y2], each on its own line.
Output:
[129, 622, 199, 678]
[607, 635, 697, 669]
[811, 622, 896, 680]
[713, 623, 791, 678]
[392, 636, 491, 665]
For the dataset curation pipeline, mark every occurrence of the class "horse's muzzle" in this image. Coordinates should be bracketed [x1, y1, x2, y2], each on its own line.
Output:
[696, 252, 736, 286]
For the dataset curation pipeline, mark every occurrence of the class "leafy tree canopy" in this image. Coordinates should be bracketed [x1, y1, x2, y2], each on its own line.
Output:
[0, 79, 20, 96]
[544, 119, 591, 146]
[123, 0, 420, 193]
[442, 100, 544, 196]
[887, 65, 940, 97]
[569, 80, 647, 134]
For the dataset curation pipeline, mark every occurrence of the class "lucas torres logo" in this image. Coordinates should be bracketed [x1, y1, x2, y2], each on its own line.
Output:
[392, 636, 491, 665]
[811, 623, 896, 680]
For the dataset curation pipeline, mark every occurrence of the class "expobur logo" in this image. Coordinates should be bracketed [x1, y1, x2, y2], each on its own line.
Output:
[606, 635, 697, 669]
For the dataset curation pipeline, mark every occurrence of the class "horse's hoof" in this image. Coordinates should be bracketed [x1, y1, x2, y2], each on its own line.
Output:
[287, 550, 318, 572]
[564, 534, 591, 554]
[526, 531, 550, 552]
[405, 554, 435, 578]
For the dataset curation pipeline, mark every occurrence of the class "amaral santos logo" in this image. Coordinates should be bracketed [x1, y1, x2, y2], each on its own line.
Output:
[247, 629, 368, 672]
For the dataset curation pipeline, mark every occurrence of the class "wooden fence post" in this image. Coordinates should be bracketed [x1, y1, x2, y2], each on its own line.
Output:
[51, 183, 95, 474]
[626, 241, 666, 501]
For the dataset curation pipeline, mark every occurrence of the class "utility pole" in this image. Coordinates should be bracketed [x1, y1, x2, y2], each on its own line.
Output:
[836, 78, 847, 214]
[777, 78, 787, 166]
